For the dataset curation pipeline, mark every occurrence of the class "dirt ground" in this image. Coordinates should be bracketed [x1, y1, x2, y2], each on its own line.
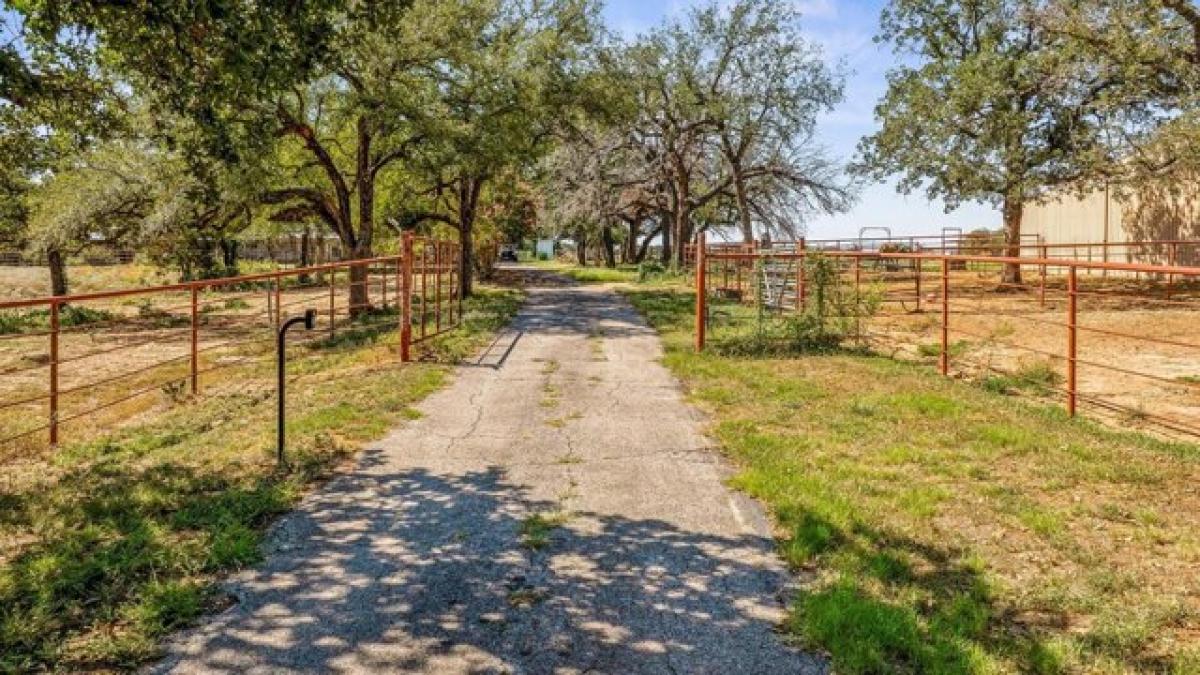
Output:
[715, 259, 1200, 440]
[865, 269, 1200, 437]
[0, 270, 426, 456]
[0, 263, 176, 301]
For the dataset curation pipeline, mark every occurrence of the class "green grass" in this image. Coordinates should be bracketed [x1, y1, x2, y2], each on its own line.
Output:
[918, 339, 971, 359]
[0, 287, 522, 672]
[0, 305, 116, 334]
[519, 511, 570, 551]
[623, 286, 1200, 674]
[530, 261, 642, 284]
[981, 360, 1064, 396]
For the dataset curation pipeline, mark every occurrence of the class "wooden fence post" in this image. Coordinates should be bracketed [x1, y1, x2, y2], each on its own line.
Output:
[695, 232, 707, 352]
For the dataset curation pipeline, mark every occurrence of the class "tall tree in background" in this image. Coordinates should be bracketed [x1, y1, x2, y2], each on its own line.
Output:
[542, 127, 659, 267]
[27, 135, 255, 281]
[586, 0, 850, 267]
[0, 12, 121, 294]
[17, 0, 397, 308]
[1048, 0, 1200, 179]
[857, 0, 1109, 284]
[393, 0, 599, 296]
[699, 0, 849, 244]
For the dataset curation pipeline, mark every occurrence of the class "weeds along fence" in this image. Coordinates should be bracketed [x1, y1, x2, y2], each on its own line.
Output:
[692, 233, 1200, 440]
[0, 234, 462, 455]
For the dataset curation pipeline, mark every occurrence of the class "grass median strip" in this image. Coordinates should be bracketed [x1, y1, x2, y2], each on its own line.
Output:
[624, 287, 1200, 674]
[0, 287, 522, 672]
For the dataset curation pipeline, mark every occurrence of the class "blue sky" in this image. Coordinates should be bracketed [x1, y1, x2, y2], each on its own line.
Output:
[601, 0, 1000, 240]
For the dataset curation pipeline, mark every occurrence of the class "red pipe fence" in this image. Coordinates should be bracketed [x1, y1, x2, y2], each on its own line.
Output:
[0, 234, 463, 453]
[694, 235, 1200, 440]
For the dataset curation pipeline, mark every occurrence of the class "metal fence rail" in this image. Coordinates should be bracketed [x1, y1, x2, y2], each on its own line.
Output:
[683, 235, 1200, 271]
[693, 232, 1200, 440]
[0, 233, 463, 454]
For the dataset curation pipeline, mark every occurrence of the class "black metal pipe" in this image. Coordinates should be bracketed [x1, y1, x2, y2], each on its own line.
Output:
[278, 309, 317, 467]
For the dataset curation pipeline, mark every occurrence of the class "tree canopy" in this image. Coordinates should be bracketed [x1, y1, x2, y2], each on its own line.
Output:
[2, 0, 1197, 293]
[539, 0, 853, 267]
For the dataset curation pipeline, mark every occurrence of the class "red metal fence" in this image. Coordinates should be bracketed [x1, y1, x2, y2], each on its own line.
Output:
[693, 232, 1200, 440]
[684, 235, 1200, 271]
[0, 233, 462, 454]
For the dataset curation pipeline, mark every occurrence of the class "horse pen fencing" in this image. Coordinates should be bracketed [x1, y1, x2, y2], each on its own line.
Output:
[685, 234, 1200, 272]
[692, 233, 1200, 441]
[0, 234, 462, 456]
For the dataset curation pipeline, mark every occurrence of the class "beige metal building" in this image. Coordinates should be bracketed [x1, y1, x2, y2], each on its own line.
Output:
[1023, 179, 1199, 265]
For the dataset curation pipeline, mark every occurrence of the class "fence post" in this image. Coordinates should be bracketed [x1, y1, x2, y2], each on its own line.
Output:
[49, 300, 59, 448]
[914, 255, 922, 313]
[854, 255, 862, 301]
[1067, 265, 1078, 416]
[1039, 245, 1048, 309]
[420, 240, 428, 339]
[449, 246, 457, 324]
[190, 285, 199, 396]
[1167, 241, 1177, 300]
[796, 237, 806, 312]
[401, 234, 414, 362]
[695, 232, 707, 352]
[456, 245, 464, 324]
[940, 258, 949, 377]
[800, 239, 808, 309]
[435, 243, 443, 333]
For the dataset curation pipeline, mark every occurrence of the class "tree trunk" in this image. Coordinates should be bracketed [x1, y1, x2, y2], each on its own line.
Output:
[456, 175, 483, 299]
[459, 223, 474, 298]
[671, 207, 690, 269]
[575, 230, 588, 266]
[623, 219, 639, 264]
[298, 228, 311, 284]
[1001, 193, 1023, 285]
[636, 224, 660, 263]
[660, 214, 672, 265]
[47, 247, 68, 296]
[196, 241, 219, 280]
[601, 224, 617, 268]
[347, 245, 374, 316]
[219, 239, 239, 275]
[734, 171, 754, 244]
